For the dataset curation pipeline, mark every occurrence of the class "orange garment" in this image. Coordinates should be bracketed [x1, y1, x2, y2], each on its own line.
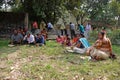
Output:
[94, 38, 112, 53]
[72, 37, 79, 44]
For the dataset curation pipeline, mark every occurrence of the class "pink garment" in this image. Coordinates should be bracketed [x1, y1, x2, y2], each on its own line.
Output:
[33, 21, 38, 28]
[56, 37, 63, 44]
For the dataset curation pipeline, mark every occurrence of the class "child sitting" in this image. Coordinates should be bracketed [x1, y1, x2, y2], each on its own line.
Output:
[56, 35, 63, 44]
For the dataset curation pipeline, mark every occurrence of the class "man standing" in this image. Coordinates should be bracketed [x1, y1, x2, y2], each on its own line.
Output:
[85, 23, 92, 39]
[47, 22, 53, 31]
[78, 24, 85, 34]
[32, 21, 38, 34]
[70, 22, 75, 39]
[60, 24, 66, 36]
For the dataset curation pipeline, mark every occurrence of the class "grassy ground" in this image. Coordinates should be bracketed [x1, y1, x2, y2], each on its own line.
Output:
[0, 40, 120, 80]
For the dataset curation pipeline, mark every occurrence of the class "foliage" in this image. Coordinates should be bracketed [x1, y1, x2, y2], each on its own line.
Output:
[89, 29, 120, 45]
[109, 0, 120, 26]
[0, 0, 120, 27]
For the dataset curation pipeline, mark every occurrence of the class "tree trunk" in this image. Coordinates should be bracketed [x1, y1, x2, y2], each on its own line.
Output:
[24, 13, 29, 29]
[80, 15, 84, 24]
[118, 15, 120, 28]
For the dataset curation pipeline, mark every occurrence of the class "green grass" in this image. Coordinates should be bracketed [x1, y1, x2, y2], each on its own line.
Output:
[0, 39, 19, 59]
[0, 40, 120, 80]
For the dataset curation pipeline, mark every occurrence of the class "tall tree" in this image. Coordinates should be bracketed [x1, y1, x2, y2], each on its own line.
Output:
[110, 0, 120, 27]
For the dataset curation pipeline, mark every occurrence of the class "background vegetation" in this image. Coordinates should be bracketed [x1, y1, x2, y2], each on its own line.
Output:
[0, 0, 120, 27]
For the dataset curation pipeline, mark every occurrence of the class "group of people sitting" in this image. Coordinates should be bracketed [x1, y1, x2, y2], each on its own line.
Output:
[10, 28, 47, 46]
[56, 31, 116, 61]
[10, 27, 116, 61]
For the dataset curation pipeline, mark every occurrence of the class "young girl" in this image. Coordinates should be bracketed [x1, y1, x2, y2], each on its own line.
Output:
[56, 35, 63, 44]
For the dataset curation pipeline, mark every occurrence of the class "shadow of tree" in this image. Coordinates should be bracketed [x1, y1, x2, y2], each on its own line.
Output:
[0, 39, 19, 58]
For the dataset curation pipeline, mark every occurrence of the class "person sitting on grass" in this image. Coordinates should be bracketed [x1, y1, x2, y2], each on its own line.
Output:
[35, 33, 45, 46]
[41, 28, 48, 40]
[64, 37, 71, 46]
[86, 32, 116, 60]
[66, 33, 90, 54]
[10, 29, 23, 45]
[56, 35, 63, 44]
[62, 34, 71, 46]
[62, 34, 69, 42]
[23, 31, 35, 45]
[72, 34, 80, 46]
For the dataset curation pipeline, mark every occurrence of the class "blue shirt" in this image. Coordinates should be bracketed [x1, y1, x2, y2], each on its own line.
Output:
[11, 33, 23, 42]
[36, 36, 45, 44]
[79, 38, 90, 48]
[79, 25, 85, 33]
[48, 22, 53, 28]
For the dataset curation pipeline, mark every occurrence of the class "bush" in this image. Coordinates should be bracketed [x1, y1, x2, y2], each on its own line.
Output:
[89, 29, 120, 45]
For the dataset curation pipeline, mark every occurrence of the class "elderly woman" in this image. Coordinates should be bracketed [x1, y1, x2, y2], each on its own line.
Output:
[87, 32, 116, 60]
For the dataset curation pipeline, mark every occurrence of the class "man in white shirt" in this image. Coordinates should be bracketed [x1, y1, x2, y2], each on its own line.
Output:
[85, 23, 92, 39]
[23, 31, 35, 45]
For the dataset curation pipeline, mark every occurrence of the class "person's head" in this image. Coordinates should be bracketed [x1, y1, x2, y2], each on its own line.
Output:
[80, 33, 85, 38]
[26, 31, 31, 37]
[76, 34, 80, 38]
[58, 35, 61, 38]
[88, 23, 90, 25]
[66, 37, 70, 43]
[98, 32, 105, 39]
[37, 33, 42, 38]
[43, 28, 46, 31]
[81, 23, 83, 25]
[70, 22, 72, 24]
[66, 34, 69, 37]
[14, 30, 18, 35]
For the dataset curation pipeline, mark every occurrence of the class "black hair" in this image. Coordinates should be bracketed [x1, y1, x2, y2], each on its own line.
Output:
[67, 37, 70, 40]
[100, 32, 105, 36]
[80, 33, 85, 37]
[74, 34, 77, 37]
[58, 35, 61, 38]
[66, 34, 69, 37]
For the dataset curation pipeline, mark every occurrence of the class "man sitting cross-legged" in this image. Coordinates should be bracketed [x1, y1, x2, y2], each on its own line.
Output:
[23, 31, 35, 45]
[10, 29, 23, 45]
[35, 33, 45, 46]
